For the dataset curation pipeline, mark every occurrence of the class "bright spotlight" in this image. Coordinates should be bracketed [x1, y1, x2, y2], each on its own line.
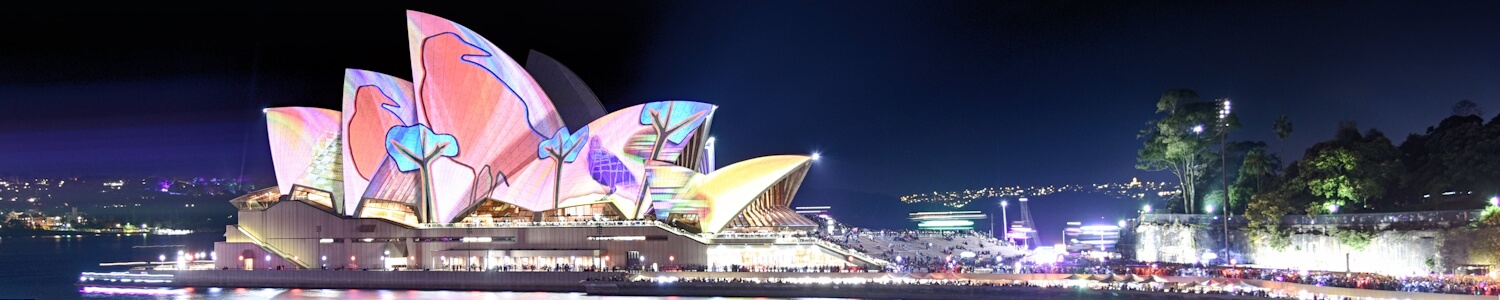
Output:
[810, 152, 822, 161]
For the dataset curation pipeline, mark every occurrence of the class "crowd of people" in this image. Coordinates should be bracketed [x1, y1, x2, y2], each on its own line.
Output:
[809, 229, 1025, 273]
[1209, 266, 1500, 296]
[1025, 261, 1500, 296]
[590, 274, 1296, 299]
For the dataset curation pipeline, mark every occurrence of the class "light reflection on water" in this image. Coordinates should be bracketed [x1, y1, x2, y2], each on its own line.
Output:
[79, 286, 846, 300]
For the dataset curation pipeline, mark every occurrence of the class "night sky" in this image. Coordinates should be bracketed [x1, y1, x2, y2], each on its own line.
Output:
[2, 2, 1498, 233]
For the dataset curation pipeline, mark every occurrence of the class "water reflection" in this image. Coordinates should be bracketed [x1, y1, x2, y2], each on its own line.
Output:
[79, 287, 836, 300]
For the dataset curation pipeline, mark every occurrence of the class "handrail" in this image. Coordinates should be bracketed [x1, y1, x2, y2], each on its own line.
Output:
[808, 238, 891, 267]
[651, 222, 712, 244]
[1140, 209, 1482, 226]
[235, 226, 311, 269]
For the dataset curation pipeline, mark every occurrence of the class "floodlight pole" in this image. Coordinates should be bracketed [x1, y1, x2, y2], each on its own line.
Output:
[1219, 98, 1231, 265]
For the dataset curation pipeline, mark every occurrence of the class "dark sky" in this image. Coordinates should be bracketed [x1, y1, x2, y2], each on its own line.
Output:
[2, 2, 1498, 232]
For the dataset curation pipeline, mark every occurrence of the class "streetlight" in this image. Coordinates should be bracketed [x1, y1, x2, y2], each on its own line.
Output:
[1205, 205, 1214, 214]
[1143, 204, 1152, 213]
[811, 152, 822, 161]
[1218, 98, 1232, 269]
[999, 200, 1009, 240]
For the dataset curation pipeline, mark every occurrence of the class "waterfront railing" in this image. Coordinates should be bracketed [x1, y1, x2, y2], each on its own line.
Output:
[1140, 209, 1482, 226]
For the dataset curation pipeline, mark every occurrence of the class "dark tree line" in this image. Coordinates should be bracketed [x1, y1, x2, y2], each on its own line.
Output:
[1140, 90, 1500, 217]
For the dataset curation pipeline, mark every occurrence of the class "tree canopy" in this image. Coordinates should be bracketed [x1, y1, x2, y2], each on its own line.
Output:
[1137, 89, 1234, 213]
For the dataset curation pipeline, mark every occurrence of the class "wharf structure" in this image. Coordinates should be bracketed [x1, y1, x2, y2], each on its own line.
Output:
[215, 10, 885, 272]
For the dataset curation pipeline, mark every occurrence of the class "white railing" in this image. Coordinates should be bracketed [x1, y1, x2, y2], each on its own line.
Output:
[710, 232, 805, 240]
[235, 226, 311, 269]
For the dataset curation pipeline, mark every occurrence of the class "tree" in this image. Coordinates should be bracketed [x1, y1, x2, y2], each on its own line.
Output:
[1295, 123, 1401, 212]
[538, 126, 590, 213]
[1453, 100, 1483, 117]
[1398, 114, 1500, 200]
[1245, 190, 1295, 250]
[632, 101, 710, 218]
[1137, 89, 1224, 213]
[1230, 147, 1279, 213]
[1274, 115, 1294, 141]
[386, 124, 460, 223]
[1273, 114, 1293, 157]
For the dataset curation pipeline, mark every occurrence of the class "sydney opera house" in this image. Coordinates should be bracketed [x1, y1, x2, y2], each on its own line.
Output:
[213, 11, 883, 271]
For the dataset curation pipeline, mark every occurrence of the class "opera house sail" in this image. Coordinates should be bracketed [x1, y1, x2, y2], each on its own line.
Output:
[217, 10, 877, 272]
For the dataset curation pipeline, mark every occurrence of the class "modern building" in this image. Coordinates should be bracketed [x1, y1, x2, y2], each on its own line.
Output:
[907, 211, 987, 231]
[1064, 221, 1121, 254]
[214, 10, 885, 272]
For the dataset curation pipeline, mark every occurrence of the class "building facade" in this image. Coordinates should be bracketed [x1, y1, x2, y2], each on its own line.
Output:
[214, 10, 881, 271]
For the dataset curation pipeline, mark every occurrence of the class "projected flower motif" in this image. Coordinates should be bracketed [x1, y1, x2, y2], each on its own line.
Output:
[537, 126, 589, 163]
[386, 124, 460, 171]
[539, 126, 590, 209]
[385, 124, 459, 223]
[639, 102, 709, 145]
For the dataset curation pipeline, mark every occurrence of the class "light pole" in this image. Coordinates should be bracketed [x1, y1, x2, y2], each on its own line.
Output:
[1217, 98, 1232, 264]
[1000, 200, 1009, 240]
[1325, 203, 1343, 272]
[1207, 204, 1218, 264]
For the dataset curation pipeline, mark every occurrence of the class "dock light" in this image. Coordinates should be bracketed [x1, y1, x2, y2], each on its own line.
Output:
[159, 255, 165, 262]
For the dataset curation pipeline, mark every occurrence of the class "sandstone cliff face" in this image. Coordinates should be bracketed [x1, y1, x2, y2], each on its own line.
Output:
[1133, 223, 1458, 275]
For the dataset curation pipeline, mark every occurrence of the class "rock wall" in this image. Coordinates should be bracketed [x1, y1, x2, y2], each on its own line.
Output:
[1131, 223, 1488, 275]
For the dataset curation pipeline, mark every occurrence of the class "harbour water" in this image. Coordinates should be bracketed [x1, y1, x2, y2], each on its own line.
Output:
[0, 232, 840, 299]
